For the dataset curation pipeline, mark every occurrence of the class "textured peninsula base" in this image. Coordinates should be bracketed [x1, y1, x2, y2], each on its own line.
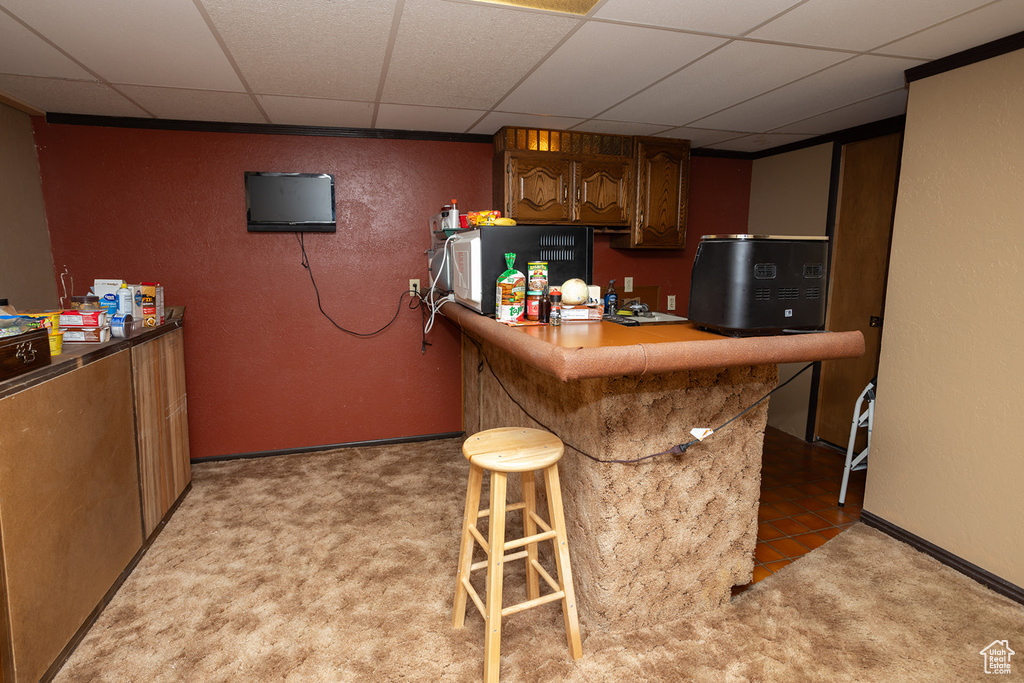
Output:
[463, 336, 777, 632]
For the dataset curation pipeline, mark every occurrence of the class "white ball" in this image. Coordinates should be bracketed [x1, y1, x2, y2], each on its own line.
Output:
[561, 278, 590, 305]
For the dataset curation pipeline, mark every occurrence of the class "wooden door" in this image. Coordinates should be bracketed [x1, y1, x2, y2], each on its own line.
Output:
[632, 138, 689, 248]
[507, 155, 572, 223]
[575, 159, 631, 225]
[815, 133, 902, 447]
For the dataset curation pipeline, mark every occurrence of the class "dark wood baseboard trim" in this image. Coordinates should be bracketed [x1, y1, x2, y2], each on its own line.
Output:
[41, 482, 193, 682]
[191, 431, 466, 463]
[860, 510, 1024, 606]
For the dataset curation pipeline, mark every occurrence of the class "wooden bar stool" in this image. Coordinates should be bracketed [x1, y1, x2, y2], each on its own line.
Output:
[452, 427, 583, 682]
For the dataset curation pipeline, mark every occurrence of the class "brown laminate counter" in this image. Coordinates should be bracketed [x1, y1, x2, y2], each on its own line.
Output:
[441, 300, 864, 380]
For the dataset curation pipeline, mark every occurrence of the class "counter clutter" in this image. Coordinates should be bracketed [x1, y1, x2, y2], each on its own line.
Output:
[0, 279, 165, 380]
[496, 254, 603, 326]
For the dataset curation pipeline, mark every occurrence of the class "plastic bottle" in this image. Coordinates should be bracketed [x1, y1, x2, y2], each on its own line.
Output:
[604, 279, 618, 313]
[549, 292, 562, 326]
[116, 283, 132, 316]
[450, 198, 459, 232]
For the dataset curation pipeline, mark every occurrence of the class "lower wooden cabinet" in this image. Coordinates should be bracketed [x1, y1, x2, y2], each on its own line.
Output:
[0, 323, 190, 682]
[132, 328, 191, 538]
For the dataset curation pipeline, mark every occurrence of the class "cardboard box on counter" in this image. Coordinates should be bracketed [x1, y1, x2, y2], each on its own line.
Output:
[560, 303, 603, 322]
[139, 283, 164, 327]
[59, 310, 107, 328]
[61, 326, 111, 343]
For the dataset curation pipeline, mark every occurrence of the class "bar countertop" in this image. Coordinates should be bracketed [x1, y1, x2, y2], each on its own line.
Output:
[441, 301, 864, 381]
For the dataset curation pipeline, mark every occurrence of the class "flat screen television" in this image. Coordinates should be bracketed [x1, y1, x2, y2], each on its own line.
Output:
[245, 172, 336, 232]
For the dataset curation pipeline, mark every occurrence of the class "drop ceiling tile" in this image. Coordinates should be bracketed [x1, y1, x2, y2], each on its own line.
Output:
[0, 74, 149, 117]
[1, 0, 243, 90]
[382, 0, 579, 109]
[500, 22, 724, 118]
[603, 40, 849, 126]
[576, 120, 676, 136]
[595, 0, 804, 36]
[712, 132, 815, 152]
[748, 0, 993, 52]
[116, 85, 265, 123]
[774, 89, 908, 135]
[259, 96, 374, 128]
[877, 1, 1024, 60]
[201, 0, 397, 100]
[468, 111, 586, 135]
[691, 54, 919, 132]
[375, 103, 486, 133]
[0, 11, 93, 79]
[654, 127, 749, 148]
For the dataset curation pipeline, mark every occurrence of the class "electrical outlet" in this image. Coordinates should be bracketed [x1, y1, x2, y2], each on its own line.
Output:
[623, 277, 633, 293]
[409, 279, 420, 297]
[666, 295, 676, 311]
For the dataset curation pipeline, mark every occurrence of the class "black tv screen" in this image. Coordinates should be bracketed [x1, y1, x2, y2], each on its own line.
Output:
[245, 172, 336, 232]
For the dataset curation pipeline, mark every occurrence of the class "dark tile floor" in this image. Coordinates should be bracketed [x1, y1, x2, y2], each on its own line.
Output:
[733, 426, 866, 595]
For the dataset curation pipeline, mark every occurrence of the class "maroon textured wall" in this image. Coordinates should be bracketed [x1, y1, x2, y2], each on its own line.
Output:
[33, 122, 750, 459]
[593, 156, 752, 313]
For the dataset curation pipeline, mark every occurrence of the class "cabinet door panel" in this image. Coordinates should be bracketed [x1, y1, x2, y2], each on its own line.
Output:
[510, 157, 571, 222]
[635, 140, 689, 248]
[576, 160, 630, 225]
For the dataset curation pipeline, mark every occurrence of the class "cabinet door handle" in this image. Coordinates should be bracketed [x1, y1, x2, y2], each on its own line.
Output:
[577, 186, 581, 203]
[563, 183, 568, 203]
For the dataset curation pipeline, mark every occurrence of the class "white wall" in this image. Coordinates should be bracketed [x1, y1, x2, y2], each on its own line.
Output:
[747, 143, 833, 438]
[867, 48, 1024, 585]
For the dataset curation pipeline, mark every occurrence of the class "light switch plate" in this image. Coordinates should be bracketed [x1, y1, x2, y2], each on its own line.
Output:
[623, 277, 633, 293]
[666, 295, 676, 311]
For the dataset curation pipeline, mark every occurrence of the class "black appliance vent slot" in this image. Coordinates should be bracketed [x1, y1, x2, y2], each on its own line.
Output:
[754, 263, 777, 279]
[803, 264, 824, 278]
[805, 287, 821, 299]
[539, 234, 576, 248]
[539, 248, 575, 262]
[778, 287, 799, 300]
[754, 288, 771, 301]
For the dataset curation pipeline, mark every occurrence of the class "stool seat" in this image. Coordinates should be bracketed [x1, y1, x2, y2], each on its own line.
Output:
[462, 427, 564, 472]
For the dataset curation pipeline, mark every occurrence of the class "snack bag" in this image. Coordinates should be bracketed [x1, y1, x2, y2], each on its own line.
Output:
[495, 253, 525, 322]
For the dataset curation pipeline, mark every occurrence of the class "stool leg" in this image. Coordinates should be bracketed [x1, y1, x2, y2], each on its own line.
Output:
[520, 470, 540, 601]
[484, 471, 507, 683]
[453, 462, 484, 628]
[543, 464, 583, 660]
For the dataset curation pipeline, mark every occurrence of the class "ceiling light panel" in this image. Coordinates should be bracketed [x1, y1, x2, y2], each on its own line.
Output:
[1, 0, 244, 90]
[594, 0, 805, 36]
[200, 0, 398, 100]
[500, 21, 725, 118]
[603, 40, 849, 126]
[748, 0, 994, 52]
[382, 0, 579, 109]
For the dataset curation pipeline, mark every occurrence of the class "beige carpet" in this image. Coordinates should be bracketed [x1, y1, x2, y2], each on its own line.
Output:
[53, 438, 1023, 682]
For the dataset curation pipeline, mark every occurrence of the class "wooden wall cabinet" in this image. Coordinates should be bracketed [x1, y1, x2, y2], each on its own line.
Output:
[493, 128, 633, 228]
[612, 137, 691, 249]
[494, 128, 690, 248]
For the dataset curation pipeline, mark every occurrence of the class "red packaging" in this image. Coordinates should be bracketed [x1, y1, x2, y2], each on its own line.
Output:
[59, 310, 107, 328]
